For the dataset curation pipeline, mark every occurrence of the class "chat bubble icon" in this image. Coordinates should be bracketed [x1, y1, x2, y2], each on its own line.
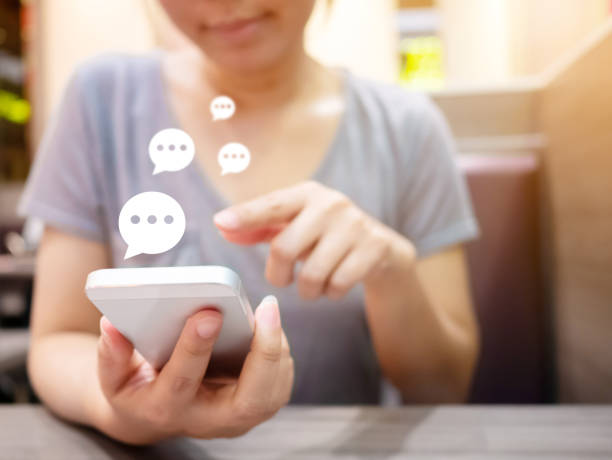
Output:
[118, 192, 186, 259]
[210, 96, 236, 121]
[218, 143, 251, 176]
[149, 128, 195, 175]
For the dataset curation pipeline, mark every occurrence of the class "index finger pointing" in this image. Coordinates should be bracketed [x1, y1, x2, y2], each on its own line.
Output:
[213, 183, 312, 232]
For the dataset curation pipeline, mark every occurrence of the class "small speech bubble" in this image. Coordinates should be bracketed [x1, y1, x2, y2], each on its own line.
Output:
[118, 192, 186, 259]
[149, 128, 195, 175]
[218, 143, 251, 176]
[210, 96, 236, 121]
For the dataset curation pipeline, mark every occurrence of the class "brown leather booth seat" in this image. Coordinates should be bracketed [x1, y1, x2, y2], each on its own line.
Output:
[459, 154, 548, 403]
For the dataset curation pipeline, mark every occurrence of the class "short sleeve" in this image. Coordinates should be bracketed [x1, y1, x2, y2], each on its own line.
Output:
[18, 68, 105, 241]
[397, 99, 479, 258]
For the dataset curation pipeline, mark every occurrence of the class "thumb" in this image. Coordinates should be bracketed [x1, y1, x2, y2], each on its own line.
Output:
[97, 316, 136, 396]
[234, 296, 283, 401]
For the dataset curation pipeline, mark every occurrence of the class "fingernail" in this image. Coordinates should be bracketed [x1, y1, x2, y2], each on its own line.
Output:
[213, 210, 240, 230]
[100, 317, 112, 337]
[262, 295, 277, 304]
[99, 317, 113, 348]
[257, 295, 280, 330]
[196, 313, 222, 339]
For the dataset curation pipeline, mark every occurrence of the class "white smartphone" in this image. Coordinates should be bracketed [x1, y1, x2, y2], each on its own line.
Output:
[85, 265, 254, 377]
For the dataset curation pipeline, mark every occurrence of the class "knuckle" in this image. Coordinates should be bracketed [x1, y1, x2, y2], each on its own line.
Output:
[327, 279, 350, 299]
[369, 227, 389, 246]
[342, 217, 365, 239]
[324, 192, 350, 213]
[181, 336, 211, 359]
[265, 264, 293, 288]
[298, 269, 325, 288]
[171, 376, 197, 393]
[378, 241, 392, 260]
[233, 399, 267, 424]
[337, 208, 366, 235]
[269, 241, 294, 264]
[370, 233, 391, 260]
[142, 403, 175, 431]
[257, 345, 283, 363]
[349, 209, 368, 229]
[329, 278, 350, 294]
[199, 411, 250, 439]
[263, 193, 283, 211]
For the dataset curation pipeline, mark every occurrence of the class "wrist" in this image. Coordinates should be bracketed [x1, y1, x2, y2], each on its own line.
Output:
[84, 376, 150, 445]
[364, 232, 416, 291]
[90, 399, 163, 445]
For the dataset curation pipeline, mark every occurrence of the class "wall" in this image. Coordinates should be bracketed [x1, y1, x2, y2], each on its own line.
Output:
[438, 0, 512, 85]
[438, 0, 609, 85]
[305, 0, 398, 83]
[38, 0, 154, 124]
[538, 19, 612, 402]
[508, 0, 609, 76]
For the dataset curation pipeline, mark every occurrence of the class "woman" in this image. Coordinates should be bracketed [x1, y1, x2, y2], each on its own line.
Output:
[19, 0, 480, 445]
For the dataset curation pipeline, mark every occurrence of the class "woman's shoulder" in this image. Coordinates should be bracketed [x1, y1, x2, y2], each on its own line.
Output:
[68, 52, 161, 100]
[346, 73, 443, 132]
[73, 52, 159, 80]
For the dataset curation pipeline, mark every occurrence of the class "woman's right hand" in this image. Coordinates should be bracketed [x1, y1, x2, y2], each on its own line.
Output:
[92, 295, 294, 445]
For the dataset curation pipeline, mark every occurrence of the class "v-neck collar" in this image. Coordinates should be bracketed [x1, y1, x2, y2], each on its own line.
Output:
[151, 51, 354, 211]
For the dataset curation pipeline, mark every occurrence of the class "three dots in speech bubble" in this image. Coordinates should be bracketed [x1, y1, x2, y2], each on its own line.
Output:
[119, 96, 250, 259]
[210, 96, 251, 175]
[148, 96, 250, 176]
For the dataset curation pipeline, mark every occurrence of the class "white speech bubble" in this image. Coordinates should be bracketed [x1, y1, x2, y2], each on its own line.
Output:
[149, 128, 195, 175]
[218, 143, 251, 176]
[118, 192, 186, 259]
[210, 96, 236, 121]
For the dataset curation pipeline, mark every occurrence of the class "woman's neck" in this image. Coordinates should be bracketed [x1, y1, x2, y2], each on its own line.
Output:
[178, 44, 326, 111]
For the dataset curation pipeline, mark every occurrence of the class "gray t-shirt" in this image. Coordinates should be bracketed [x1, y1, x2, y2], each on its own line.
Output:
[19, 53, 479, 405]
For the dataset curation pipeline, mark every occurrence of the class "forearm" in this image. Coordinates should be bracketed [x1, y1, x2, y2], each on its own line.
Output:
[364, 238, 478, 403]
[28, 332, 106, 427]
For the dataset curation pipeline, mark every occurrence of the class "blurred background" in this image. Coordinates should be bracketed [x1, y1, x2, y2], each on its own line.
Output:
[1, 0, 611, 405]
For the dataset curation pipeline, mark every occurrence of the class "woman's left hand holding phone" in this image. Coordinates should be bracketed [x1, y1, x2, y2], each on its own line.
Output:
[93, 296, 294, 445]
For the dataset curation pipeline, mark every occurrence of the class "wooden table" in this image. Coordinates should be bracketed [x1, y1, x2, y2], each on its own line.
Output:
[1, 405, 611, 459]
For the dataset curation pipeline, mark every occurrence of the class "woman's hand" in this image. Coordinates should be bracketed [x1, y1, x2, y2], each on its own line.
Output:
[213, 181, 416, 300]
[93, 296, 293, 445]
